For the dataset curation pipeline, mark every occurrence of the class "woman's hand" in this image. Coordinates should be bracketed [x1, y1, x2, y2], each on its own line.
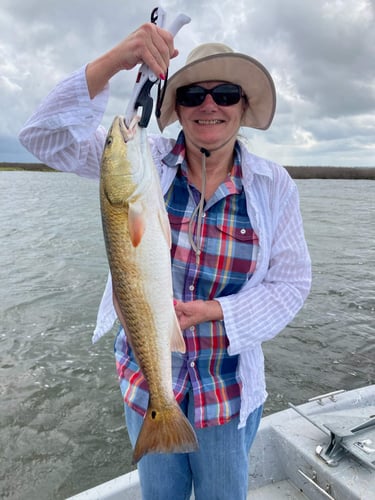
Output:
[174, 299, 224, 331]
[114, 23, 178, 74]
[86, 23, 178, 98]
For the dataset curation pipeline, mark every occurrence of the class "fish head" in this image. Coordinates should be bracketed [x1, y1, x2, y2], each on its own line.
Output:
[100, 115, 144, 207]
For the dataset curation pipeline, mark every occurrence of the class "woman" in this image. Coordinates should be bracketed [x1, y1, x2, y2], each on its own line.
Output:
[19, 22, 311, 500]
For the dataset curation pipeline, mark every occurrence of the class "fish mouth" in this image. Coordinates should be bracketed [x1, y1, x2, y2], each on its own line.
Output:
[118, 115, 139, 142]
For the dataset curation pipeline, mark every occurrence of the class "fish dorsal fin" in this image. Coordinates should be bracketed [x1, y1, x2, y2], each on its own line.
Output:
[170, 312, 186, 353]
[128, 200, 145, 247]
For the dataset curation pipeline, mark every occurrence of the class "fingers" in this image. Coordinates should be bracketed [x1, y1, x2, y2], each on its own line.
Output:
[173, 299, 224, 330]
[173, 300, 201, 331]
[147, 24, 176, 77]
[125, 23, 177, 77]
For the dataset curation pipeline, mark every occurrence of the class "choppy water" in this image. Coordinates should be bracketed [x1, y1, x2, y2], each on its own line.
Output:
[0, 172, 374, 499]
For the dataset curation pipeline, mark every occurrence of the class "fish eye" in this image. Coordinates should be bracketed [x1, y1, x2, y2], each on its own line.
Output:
[106, 136, 113, 146]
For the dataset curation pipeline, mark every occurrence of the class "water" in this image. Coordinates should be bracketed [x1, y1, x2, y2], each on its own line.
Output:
[0, 172, 374, 499]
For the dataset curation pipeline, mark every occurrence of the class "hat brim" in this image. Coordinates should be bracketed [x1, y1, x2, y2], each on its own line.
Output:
[157, 53, 276, 132]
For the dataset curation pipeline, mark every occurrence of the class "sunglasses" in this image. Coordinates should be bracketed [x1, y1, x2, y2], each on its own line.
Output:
[176, 83, 243, 107]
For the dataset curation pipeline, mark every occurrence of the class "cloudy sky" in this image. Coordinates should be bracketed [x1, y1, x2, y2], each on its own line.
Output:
[1, 0, 374, 166]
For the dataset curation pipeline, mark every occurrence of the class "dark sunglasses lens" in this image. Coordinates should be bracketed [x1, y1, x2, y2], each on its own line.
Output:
[176, 84, 242, 107]
[176, 86, 205, 106]
[212, 84, 241, 105]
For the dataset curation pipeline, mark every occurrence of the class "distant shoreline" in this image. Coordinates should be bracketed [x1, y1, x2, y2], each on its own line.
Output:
[284, 166, 375, 180]
[1, 162, 375, 179]
[0, 162, 57, 172]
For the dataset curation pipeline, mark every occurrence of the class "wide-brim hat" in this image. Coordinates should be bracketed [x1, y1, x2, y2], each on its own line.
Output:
[157, 42, 276, 132]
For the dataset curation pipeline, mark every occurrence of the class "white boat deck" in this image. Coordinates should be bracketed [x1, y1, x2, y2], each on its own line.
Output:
[248, 480, 308, 499]
[68, 385, 375, 500]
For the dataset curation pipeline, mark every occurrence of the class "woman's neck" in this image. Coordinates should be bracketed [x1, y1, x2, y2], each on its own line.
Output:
[185, 144, 234, 200]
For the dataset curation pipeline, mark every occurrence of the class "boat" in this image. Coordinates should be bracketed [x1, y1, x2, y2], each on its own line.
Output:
[67, 384, 375, 499]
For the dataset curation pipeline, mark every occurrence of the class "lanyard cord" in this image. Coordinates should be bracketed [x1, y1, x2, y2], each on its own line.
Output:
[188, 149, 209, 265]
[186, 134, 236, 266]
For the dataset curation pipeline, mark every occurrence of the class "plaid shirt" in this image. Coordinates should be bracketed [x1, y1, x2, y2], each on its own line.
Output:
[115, 131, 258, 428]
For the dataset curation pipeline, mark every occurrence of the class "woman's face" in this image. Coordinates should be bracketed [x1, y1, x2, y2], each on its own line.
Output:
[176, 81, 247, 152]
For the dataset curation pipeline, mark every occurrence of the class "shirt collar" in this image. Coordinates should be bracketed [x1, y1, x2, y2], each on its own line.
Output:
[229, 143, 243, 193]
[162, 130, 187, 169]
[162, 131, 243, 192]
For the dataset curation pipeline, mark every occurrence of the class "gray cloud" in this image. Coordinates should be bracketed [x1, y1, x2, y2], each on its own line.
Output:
[1, 0, 374, 166]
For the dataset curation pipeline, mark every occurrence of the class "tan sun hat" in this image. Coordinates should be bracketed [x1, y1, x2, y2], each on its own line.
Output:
[157, 42, 276, 132]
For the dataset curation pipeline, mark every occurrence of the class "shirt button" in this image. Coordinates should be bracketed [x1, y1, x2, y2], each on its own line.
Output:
[189, 285, 195, 291]
[190, 361, 195, 368]
[240, 228, 246, 235]
[190, 326, 195, 332]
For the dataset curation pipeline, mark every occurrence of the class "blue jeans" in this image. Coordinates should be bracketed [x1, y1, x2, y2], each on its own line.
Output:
[124, 392, 263, 500]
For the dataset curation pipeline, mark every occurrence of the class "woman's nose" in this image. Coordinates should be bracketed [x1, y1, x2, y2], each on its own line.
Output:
[200, 93, 217, 107]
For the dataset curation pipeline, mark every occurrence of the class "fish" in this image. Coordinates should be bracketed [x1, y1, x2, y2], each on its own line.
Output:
[100, 115, 198, 464]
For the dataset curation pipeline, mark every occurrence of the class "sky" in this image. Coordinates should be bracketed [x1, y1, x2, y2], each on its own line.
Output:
[1, 0, 374, 166]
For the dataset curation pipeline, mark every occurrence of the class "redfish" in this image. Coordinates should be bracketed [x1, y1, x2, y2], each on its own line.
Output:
[100, 116, 198, 463]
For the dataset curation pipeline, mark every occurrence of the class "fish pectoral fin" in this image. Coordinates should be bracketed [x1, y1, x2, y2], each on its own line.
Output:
[158, 208, 172, 248]
[128, 200, 145, 247]
[170, 312, 186, 353]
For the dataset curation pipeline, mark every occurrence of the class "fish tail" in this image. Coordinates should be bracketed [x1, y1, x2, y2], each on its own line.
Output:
[132, 402, 199, 464]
